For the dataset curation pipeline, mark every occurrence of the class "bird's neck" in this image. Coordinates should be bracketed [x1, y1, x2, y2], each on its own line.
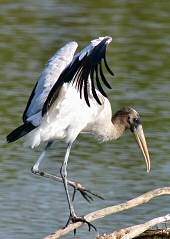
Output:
[107, 115, 127, 141]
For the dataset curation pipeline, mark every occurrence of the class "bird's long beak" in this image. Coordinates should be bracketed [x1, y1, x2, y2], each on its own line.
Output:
[133, 124, 151, 173]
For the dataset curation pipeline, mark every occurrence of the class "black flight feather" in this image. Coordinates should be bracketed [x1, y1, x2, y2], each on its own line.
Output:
[95, 64, 107, 98]
[6, 122, 36, 143]
[42, 37, 113, 115]
[90, 68, 102, 105]
[22, 82, 38, 122]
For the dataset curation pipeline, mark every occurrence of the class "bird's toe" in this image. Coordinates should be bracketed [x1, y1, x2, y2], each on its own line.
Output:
[63, 213, 97, 234]
[72, 182, 104, 203]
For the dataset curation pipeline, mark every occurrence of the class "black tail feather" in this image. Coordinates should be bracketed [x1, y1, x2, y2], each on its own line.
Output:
[6, 122, 36, 143]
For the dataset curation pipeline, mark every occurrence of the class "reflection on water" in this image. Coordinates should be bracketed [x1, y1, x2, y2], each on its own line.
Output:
[1, 1, 170, 239]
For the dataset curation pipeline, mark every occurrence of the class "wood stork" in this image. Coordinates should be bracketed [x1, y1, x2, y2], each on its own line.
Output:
[6, 36, 151, 231]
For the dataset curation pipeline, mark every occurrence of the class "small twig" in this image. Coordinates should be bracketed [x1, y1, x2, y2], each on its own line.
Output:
[42, 187, 170, 239]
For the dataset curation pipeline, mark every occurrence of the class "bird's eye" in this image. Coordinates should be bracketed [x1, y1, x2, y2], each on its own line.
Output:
[133, 118, 139, 123]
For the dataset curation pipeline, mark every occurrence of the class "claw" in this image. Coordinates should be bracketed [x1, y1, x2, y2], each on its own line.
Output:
[80, 190, 94, 203]
[83, 188, 105, 200]
[72, 187, 94, 203]
[63, 213, 97, 234]
[72, 183, 104, 203]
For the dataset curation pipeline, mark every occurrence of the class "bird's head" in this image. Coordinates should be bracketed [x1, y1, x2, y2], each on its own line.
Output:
[113, 107, 151, 172]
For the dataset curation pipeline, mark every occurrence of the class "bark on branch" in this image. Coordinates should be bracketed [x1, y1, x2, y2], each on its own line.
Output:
[43, 187, 170, 239]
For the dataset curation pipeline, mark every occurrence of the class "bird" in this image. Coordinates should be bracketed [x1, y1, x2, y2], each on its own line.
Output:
[6, 36, 151, 231]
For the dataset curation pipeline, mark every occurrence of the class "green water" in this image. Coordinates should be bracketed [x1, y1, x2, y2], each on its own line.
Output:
[1, 1, 170, 239]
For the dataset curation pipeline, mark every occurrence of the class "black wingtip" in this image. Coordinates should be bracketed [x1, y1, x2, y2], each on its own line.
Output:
[6, 122, 36, 143]
[42, 37, 114, 111]
[104, 55, 114, 76]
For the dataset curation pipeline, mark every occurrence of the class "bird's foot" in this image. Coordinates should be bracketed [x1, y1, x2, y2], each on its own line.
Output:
[72, 182, 104, 203]
[63, 213, 97, 235]
[31, 166, 103, 203]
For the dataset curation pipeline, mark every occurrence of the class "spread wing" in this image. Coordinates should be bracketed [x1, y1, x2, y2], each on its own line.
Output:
[22, 41, 78, 123]
[42, 36, 114, 116]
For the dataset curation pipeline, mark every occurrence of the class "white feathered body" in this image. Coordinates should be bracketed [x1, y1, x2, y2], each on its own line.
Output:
[25, 84, 113, 148]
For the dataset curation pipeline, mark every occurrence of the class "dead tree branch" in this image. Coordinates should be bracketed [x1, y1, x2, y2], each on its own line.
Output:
[96, 214, 170, 239]
[43, 187, 170, 239]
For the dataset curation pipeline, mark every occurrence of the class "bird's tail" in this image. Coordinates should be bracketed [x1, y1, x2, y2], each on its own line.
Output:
[6, 122, 36, 143]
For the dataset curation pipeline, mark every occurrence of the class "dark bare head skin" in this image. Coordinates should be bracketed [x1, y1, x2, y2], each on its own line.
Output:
[112, 107, 151, 172]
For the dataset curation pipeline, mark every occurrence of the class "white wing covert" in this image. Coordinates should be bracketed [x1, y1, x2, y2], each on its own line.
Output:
[23, 42, 78, 123]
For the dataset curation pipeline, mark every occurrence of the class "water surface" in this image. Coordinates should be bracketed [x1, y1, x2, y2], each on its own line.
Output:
[1, 1, 170, 239]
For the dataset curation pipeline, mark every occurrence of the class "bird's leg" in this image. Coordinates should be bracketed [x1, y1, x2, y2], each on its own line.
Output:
[60, 143, 97, 232]
[31, 142, 103, 203]
[31, 141, 53, 175]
